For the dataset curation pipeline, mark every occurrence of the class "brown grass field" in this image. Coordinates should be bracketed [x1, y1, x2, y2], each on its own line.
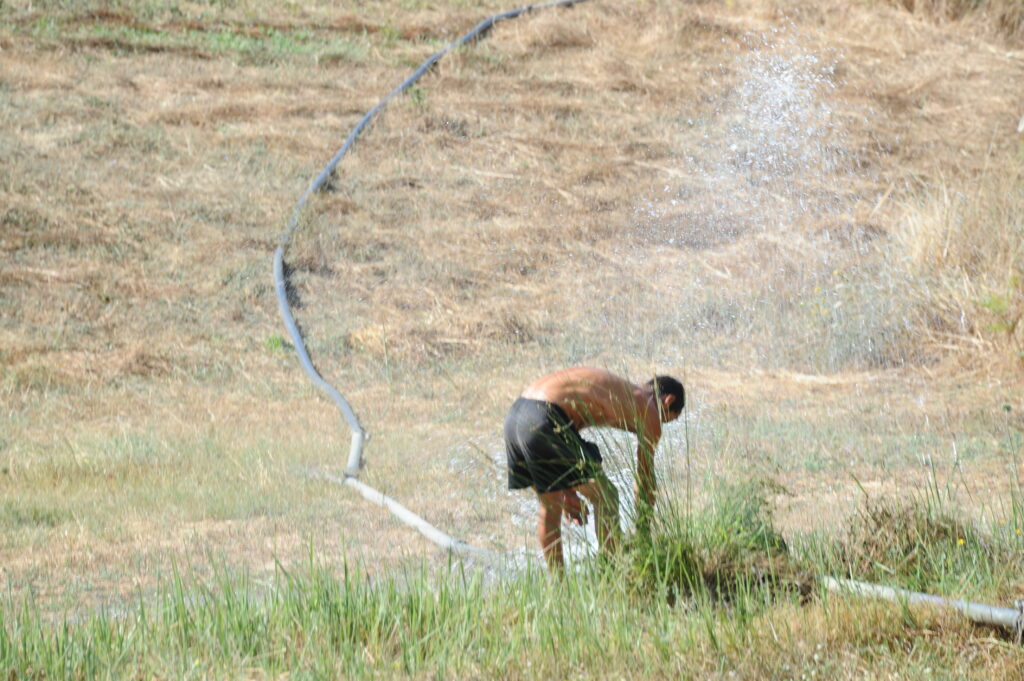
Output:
[2, 0, 1024, 668]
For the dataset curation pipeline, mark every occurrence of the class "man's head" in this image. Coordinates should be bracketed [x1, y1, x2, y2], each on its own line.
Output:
[646, 375, 685, 422]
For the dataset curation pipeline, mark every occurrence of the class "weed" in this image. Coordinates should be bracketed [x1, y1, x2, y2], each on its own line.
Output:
[406, 84, 427, 108]
[264, 334, 292, 353]
[0, 501, 69, 529]
[380, 23, 402, 46]
[617, 479, 798, 607]
[979, 272, 1024, 355]
[835, 494, 1018, 593]
[30, 16, 57, 38]
[892, 163, 1024, 365]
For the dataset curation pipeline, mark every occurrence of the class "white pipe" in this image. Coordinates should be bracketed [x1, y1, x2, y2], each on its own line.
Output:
[346, 431, 365, 476]
[823, 576, 1024, 642]
[313, 469, 502, 565]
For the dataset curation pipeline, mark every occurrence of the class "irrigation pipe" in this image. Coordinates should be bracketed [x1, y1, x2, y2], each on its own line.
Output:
[274, 0, 590, 558]
[311, 469, 501, 565]
[822, 577, 1024, 643]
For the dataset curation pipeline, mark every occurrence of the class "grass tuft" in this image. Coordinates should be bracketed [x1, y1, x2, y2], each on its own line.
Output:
[618, 479, 801, 608]
[891, 163, 1024, 365]
[835, 493, 1021, 594]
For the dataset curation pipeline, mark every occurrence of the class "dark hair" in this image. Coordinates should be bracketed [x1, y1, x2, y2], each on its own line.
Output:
[647, 375, 685, 414]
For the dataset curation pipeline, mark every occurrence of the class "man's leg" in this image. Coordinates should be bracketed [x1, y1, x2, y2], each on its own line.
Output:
[536, 490, 566, 572]
[575, 472, 621, 555]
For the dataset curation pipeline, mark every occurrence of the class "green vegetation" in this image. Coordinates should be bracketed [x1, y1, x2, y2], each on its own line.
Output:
[836, 494, 1022, 594]
[2, 9, 375, 64]
[2, 484, 1021, 679]
[619, 480, 791, 606]
[264, 334, 292, 353]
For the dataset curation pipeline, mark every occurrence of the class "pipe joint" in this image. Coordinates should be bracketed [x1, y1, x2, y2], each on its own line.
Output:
[345, 430, 367, 478]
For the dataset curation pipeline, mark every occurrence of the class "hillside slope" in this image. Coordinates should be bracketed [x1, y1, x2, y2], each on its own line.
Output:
[1, 0, 1022, 608]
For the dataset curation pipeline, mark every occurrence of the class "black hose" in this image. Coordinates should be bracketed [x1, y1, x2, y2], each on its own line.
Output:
[272, 0, 588, 507]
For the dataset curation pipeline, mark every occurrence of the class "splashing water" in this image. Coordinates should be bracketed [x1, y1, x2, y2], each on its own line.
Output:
[638, 27, 854, 248]
[607, 26, 909, 374]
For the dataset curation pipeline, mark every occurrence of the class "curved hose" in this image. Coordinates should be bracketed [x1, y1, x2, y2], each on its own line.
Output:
[273, 251, 366, 474]
[274, 0, 590, 475]
[274, 0, 591, 555]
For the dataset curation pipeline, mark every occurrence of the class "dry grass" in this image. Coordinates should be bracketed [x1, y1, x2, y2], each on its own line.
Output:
[883, 0, 1024, 42]
[891, 165, 1024, 364]
[1, 0, 1023, 661]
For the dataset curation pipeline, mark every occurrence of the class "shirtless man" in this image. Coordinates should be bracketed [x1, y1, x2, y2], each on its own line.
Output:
[504, 367, 685, 571]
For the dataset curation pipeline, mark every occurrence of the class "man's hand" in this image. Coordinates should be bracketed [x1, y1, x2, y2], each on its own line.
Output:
[561, 490, 588, 526]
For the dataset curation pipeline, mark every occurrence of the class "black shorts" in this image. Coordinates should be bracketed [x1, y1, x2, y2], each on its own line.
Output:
[505, 397, 602, 493]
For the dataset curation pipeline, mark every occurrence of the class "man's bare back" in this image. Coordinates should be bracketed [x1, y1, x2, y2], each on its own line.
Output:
[522, 366, 661, 435]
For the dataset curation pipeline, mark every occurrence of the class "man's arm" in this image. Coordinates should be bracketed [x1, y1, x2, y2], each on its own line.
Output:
[636, 440, 656, 509]
[634, 409, 662, 527]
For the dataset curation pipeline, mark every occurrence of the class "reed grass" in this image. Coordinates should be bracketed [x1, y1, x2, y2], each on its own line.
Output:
[2, 484, 1021, 680]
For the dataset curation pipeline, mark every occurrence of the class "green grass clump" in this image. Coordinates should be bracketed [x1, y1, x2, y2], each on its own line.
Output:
[828, 492, 1024, 597]
[620, 479, 795, 607]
